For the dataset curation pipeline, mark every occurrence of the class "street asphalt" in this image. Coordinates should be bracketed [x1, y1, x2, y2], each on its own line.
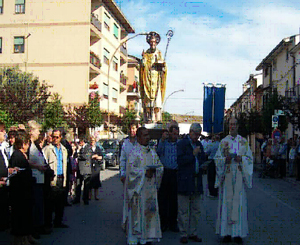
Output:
[1, 166, 300, 245]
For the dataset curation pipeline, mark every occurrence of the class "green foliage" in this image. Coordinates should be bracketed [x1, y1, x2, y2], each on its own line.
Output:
[121, 108, 137, 134]
[261, 90, 287, 135]
[0, 67, 51, 124]
[43, 93, 67, 130]
[65, 92, 103, 130]
[0, 109, 18, 129]
[162, 112, 172, 123]
[87, 92, 103, 128]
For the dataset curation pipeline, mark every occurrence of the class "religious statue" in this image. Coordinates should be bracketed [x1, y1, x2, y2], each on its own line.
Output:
[140, 32, 167, 122]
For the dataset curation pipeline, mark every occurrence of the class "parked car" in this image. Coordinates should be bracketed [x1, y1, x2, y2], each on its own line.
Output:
[98, 139, 120, 167]
[96, 143, 107, 170]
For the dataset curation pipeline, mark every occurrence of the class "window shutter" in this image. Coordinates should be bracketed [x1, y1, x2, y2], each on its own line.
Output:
[14, 37, 24, 45]
[16, 0, 25, 4]
[114, 24, 119, 37]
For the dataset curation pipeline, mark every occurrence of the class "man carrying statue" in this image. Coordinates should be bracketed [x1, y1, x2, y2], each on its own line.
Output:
[140, 31, 167, 122]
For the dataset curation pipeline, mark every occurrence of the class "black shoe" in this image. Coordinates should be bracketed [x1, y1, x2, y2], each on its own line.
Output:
[54, 223, 69, 228]
[180, 236, 188, 244]
[65, 202, 72, 207]
[188, 235, 202, 242]
[95, 197, 99, 201]
[233, 237, 243, 244]
[84, 200, 89, 205]
[39, 227, 52, 235]
[222, 235, 232, 243]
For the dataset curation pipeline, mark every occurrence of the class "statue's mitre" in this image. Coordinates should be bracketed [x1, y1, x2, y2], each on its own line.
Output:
[146, 32, 161, 45]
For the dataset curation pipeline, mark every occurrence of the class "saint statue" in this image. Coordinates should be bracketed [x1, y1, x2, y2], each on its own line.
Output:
[140, 32, 167, 122]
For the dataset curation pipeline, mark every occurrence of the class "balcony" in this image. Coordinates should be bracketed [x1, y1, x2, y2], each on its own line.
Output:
[120, 72, 128, 86]
[285, 84, 300, 103]
[127, 84, 140, 98]
[90, 51, 101, 75]
[120, 45, 127, 56]
[91, 13, 102, 33]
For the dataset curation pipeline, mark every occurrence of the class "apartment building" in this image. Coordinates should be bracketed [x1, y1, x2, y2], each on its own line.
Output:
[127, 55, 142, 120]
[0, 0, 134, 119]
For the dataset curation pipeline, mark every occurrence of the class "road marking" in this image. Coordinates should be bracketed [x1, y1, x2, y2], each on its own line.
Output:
[255, 185, 300, 214]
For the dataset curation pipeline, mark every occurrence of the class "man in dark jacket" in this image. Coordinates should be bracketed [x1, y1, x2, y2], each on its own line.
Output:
[73, 137, 92, 205]
[177, 123, 205, 244]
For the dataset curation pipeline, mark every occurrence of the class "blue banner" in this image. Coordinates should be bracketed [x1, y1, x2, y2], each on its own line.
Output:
[203, 86, 213, 133]
[203, 86, 226, 134]
[214, 87, 226, 133]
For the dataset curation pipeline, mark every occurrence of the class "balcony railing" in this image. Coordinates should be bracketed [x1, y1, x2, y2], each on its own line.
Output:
[285, 84, 300, 102]
[90, 52, 101, 69]
[120, 73, 128, 86]
[91, 13, 102, 33]
[120, 45, 127, 56]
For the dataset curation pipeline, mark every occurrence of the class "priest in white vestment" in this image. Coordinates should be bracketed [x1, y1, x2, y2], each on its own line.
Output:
[125, 127, 164, 245]
[214, 118, 253, 244]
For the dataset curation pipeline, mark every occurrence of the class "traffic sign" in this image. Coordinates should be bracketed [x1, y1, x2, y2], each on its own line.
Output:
[272, 115, 278, 128]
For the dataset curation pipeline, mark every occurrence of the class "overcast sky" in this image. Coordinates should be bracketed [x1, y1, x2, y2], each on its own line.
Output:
[116, 0, 300, 116]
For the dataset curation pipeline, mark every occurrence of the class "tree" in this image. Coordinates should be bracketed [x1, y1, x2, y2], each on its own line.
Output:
[43, 93, 67, 130]
[0, 109, 17, 129]
[120, 108, 137, 134]
[65, 92, 103, 130]
[262, 90, 287, 135]
[0, 67, 51, 123]
[162, 112, 172, 124]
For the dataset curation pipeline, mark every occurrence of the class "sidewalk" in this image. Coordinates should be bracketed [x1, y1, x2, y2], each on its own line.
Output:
[254, 163, 300, 187]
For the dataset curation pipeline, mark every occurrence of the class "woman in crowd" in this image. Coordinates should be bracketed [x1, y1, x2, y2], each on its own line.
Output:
[28, 120, 48, 238]
[89, 136, 103, 200]
[9, 130, 36, 245]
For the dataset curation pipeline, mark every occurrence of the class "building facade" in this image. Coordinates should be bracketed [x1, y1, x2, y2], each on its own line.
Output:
[0, 0, 134, 118]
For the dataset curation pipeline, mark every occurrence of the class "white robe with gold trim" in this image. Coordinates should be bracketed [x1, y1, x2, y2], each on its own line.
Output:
[214, 135, 253, 238]
[125, 143, 163, 245]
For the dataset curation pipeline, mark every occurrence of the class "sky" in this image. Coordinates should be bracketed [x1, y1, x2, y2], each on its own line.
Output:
[116, 0, 300, 116]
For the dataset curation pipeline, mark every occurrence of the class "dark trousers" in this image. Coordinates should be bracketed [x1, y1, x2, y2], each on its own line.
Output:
[207, 160, 218, 197]
[158, 168, 178, 229]
[45, 177, 65, 226]
[75, 174, 91, 202]
[0, 187, 9, 231]
[33, 184, 44, 229]
[278, 159, 286, 178]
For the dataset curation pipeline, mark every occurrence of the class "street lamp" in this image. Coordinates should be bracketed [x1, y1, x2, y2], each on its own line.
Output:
[107, 32, 149, 137]
[24, 33, 31, 72]
[162, 89, 184, 112]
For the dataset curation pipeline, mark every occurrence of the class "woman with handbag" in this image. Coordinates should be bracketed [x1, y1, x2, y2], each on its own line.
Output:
[89, 136, 103, 200]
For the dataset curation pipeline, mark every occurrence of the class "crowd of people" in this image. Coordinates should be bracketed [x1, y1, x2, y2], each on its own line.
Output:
[260, 134, 300, 179]
[0, 120, 103, 245]
[120, 118, 253, 245]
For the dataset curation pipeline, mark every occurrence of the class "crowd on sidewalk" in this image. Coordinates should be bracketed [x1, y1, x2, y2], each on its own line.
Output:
[120, 118, 253, 245]
[0, 120, 104, 245]
[260, 134, 300, 180]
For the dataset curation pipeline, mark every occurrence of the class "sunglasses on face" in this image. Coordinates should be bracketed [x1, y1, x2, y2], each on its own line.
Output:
[52, 136, 60, 139]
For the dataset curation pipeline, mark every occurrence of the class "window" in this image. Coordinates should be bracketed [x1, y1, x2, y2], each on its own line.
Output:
[272, 60, 277, 72]
[113, 23, 119, 39]
[0, 37, 2, 53]
[0, 0, 3, 14]
[286, 49, 289, 61]
[14, 36, 24, 53]
[112, 88, 118, 102]
[104, 12, 110, 31]
[113, 56, 118, 71]
[103, 83, 108, 99]
[264, 67, 269, 77]
[15, 0, 25, 14]
[103, 48, 110, 65]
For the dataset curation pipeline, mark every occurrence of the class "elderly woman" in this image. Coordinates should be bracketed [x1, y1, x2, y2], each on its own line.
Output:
[89, 136, 103, 200]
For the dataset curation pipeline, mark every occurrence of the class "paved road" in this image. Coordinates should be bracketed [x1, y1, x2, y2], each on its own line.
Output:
[1, 168, 300, 245]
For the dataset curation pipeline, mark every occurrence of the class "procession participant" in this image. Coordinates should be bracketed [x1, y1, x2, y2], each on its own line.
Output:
[120, 122, 138, 230]
[214, 117, 253, 244]
[43, 129, 69, 228]
[177, 123, 205, 244]
[157, 125, 179, 232]
[73, 137, 92, 205]
[125, 127, 163, 245]
[206, 134, 220, 197]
